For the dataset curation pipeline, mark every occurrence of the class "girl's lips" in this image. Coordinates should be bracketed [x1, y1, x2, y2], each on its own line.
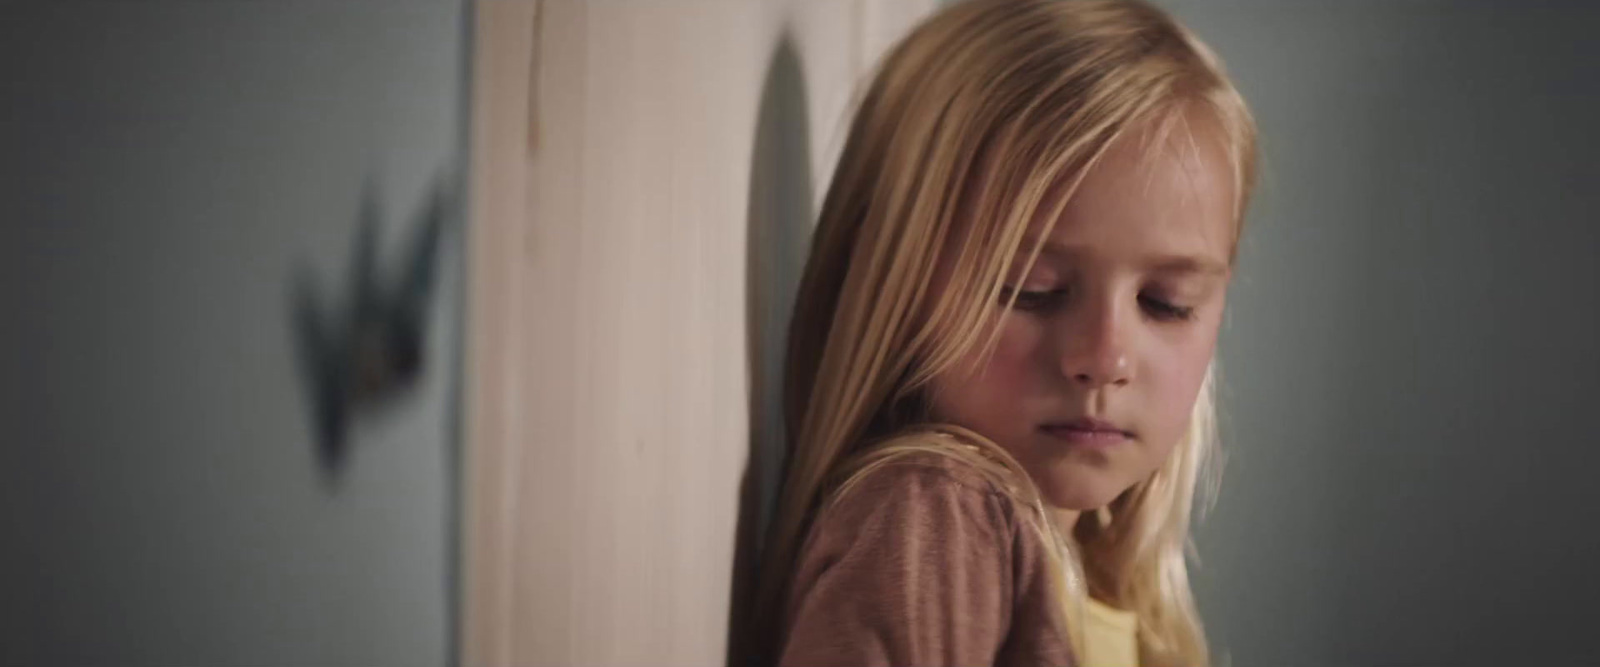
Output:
[1039, 418, 1132, 447]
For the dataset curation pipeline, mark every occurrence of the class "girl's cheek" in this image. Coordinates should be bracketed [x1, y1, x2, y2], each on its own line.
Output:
[991, 315, 1048, 376]
[945, 315, 1043, 404]
[1153, 324, 1222, 410]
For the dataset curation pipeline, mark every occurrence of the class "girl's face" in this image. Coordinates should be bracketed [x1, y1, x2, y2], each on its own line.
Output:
[928, 118, 1237, 511]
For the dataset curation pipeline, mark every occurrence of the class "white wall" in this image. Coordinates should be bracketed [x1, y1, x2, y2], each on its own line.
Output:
[1, 2, 466, 665]
[461, 2, 935, 665]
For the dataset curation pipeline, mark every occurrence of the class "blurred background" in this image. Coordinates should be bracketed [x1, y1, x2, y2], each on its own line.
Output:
[3, 1, 1596, 666]
[2, 2, 467, 666]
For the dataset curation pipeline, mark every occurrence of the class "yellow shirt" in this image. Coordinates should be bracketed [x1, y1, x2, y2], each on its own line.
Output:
[1082, 597, 1139, 667]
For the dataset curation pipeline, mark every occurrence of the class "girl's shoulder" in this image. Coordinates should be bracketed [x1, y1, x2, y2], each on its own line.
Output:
[819, 444, 1019, 539]
[821, 426, 1036, 513]
[779, 429, 1071, 665]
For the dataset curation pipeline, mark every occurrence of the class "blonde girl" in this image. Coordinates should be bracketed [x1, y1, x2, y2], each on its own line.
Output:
[750, 0, 1258, 665]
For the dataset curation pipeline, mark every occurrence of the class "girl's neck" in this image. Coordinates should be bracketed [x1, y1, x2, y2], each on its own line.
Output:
[1052, 507, 1081, 535]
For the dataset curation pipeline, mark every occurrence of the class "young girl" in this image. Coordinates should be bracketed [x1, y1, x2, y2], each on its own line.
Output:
[751, 1, 1257, 665]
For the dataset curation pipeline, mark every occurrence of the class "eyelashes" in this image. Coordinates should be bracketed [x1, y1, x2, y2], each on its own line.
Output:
[998, 285, 1197, 321]
[1000, 286, 1066, 312]
[1138, 294, 1196, 321]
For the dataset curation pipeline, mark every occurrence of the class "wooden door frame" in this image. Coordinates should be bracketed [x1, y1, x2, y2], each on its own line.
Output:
[460, 2, 538, 665]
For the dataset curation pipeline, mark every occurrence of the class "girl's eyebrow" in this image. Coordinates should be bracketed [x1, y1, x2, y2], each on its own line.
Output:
[1147, 254, 1229, 277]
[1022, 237, 1229, 276]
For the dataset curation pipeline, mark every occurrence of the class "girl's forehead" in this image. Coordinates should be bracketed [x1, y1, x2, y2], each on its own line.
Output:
[1027, 117, 1237, 265]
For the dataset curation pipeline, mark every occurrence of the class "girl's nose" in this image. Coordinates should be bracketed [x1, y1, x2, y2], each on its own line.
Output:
[1059, 297, 1133, 389]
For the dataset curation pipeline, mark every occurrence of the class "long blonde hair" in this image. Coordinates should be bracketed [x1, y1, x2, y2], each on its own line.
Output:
[752, 1, 1257, 665]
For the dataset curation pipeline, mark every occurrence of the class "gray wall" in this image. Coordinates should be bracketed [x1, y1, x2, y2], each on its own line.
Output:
[1159, 2, 1600, 665]
[2, 2, 466, 666]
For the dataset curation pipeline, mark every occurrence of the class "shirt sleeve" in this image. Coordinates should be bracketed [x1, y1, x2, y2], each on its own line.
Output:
[776, 463, 1018, 667]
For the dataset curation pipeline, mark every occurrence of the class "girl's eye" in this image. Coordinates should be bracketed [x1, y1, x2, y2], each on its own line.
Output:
[1139, 293, 1195, 321]
[999, 285, 1066, 312]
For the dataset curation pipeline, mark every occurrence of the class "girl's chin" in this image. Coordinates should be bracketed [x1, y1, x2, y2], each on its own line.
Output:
[1032, 468, 1131, 511]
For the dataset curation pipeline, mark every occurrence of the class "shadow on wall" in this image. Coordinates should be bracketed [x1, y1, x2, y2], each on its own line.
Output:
[726, 29, 816, 667]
